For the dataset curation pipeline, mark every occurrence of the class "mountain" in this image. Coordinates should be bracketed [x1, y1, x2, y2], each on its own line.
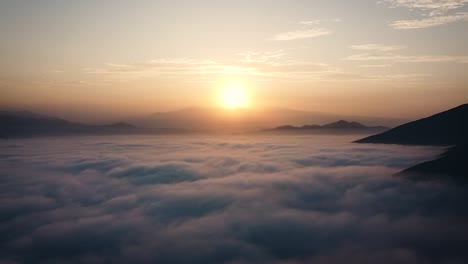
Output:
[264, 120, 389, 134]
[128, 107, 405, 131]
[354, 104, 468, 182]
[396, 145, 468, 182]
[355, 104, 468, 145]
[322, 120, 367, 129]
[0, 112, 148, 138]
[0, 107, 405, 137]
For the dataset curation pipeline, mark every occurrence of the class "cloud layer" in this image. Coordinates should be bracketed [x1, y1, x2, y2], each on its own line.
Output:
[1, 135, 468, 264]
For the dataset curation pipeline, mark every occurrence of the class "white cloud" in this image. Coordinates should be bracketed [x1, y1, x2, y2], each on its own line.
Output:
[84, 59, 252, 78]
[274, 19, 338, 41]
[382, 0, 468, 29]
[351, 44, 407, 52]
[2, 136, 465, 264]
[382, 0, 468, 15]
[390, 12, 468, 29]
[273, 28, 332, 41]
[83, 51, 342, 83]
[358, 64, 393, 68]
[346, 53, 468, 63]
[238, 50, 286, 64]
[299, 18, 341, 25]
[299, 20, 321, 25]
[84, 54, 437, 84]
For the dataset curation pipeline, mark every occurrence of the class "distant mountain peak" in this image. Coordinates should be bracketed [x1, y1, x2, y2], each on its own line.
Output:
[322, 120, 366, 129]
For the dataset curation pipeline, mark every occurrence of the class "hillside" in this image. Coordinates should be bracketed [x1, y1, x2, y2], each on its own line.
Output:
[397, 145, 468, 182]
[355, 104, 468, 145]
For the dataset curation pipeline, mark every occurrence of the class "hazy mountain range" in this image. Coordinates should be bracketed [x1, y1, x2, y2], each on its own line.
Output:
[127, 106, 406, 131]
[2, 104, 467, 181]
[262, 120, 389, 134]
[1, 107, 407, 137]
[0, 111, 186, 138]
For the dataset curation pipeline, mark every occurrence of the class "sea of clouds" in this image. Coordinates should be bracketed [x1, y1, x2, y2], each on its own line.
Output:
[1, 134, 468, 264]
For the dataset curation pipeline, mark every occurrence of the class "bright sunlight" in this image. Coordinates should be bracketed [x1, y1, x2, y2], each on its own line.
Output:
[219, 83, 248, 109]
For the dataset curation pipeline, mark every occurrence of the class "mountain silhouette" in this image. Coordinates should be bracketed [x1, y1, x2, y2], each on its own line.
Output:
[322, 120, 366, 129]
[355, 104, 468, 145]
[396, 144, 468, 182]
[129, 107, 403, 131]
[0, 112, 140, 138]
[355, 104, 468, 181]
[265, 120, 388, 134]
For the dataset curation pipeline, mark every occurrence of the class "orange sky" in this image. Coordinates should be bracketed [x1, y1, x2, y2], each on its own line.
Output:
[1, 0, 467, 122]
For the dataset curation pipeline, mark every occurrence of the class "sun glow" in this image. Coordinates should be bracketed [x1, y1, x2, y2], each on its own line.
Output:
[219, 83, 248, 109]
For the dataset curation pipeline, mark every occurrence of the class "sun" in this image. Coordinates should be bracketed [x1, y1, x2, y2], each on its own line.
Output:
[219, 84, 248, 109]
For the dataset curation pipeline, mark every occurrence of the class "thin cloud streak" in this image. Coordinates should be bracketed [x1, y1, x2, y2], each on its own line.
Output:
[351, 44, 407, 52]
[82, 55, 431, 84]
[382, 0, 468, 16]
[346, 53, 468, 63]
[273, 28, 333, 41]
[358, 64, 392, 68]
[390, 12, 468, 29]
[274, 18, 340, 41]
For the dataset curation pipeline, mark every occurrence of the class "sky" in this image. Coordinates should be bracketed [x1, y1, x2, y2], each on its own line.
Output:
[1, 0, 468, 122]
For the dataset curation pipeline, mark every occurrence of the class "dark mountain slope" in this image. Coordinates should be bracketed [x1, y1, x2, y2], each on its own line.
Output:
[396, 145, 468, 182]
[355, 104, 468, 145]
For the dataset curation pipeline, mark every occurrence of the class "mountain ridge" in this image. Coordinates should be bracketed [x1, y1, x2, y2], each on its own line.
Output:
[128, 106, 405, 131]
[263, 120, 389, 134]
[355, 104, 468, 181]
[355, 104, 468, 145]
[0, 112, 189, 138]
[396, 145, 468, 182]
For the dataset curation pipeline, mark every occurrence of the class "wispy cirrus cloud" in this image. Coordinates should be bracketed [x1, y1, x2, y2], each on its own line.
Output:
[358, 64, 392, 68]
[299, 18, 341, 25]
[390, 12, 468, 29]
[382, 0, 468, 29]
[382, 0, 468, 15]
[83, 54, 339, 83]
[83, 59, 251, 78]
[237, 50, 286, 64]
[347, 42, 468, 69]
[273, 18, 339, 41]
[273, 28, 332, 41]
[83, 51, 434, 84]
[346, 53, 468, 63]
[351, 44, 407, 52]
